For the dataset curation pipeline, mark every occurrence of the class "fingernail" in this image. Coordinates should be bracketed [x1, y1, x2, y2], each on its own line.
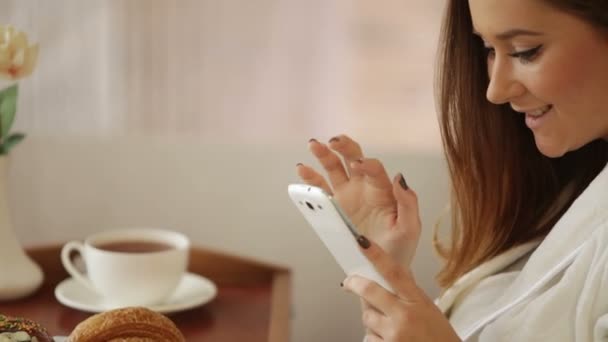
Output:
[309, 138, 318, 143]
[296, 163, 303, 167]
[340, 281, 343, 287]
[357, 235, 371, 249]
[355, 158, 363, 163]
[399, 174, 409, 191]
[329, 136, 340, 143]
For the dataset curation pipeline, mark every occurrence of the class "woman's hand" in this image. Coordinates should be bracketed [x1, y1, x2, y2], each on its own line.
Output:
[296, 134, 421, 266]
[344, 237, 461, 342]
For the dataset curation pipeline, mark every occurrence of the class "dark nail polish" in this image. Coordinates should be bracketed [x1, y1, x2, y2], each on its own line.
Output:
[357, 235, 371, 249]
[296, 163, 303, 167]
[399, 174, 409, 191]
[309, 138, 318, 143]
[340, 282, 343, 287]
[329, 136, 340, 143]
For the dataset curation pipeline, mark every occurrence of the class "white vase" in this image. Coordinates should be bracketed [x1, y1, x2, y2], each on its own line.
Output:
[0, 156, 43, 300]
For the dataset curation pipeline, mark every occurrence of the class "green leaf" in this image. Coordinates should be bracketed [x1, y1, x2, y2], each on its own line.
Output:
[0, 85, 19, 140]
[1, 132, 25, 154]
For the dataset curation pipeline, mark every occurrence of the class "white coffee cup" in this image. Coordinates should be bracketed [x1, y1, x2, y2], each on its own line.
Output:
[60, 228, 190, 308]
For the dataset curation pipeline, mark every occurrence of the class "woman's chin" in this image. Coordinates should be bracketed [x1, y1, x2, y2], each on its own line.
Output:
[534, 136, 568, 158]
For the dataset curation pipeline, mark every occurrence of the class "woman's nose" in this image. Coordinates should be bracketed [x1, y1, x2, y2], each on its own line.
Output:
[486, 58, 525, 105]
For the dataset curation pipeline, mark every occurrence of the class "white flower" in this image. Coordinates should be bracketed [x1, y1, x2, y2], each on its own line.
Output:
[0, 25, 38, 80]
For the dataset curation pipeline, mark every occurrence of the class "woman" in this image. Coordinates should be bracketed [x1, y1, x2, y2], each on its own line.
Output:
[296, 0, 608, 341]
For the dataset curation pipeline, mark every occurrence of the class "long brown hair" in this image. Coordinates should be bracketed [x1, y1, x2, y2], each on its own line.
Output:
[434, 0, 608, 288]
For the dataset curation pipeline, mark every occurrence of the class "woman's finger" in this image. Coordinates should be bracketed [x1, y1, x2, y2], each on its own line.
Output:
[361, 303, 391, 336]
[355, 236, 423, 304]
[328, 134, 365, 178]
[363, 334, 383, 342]
[295, 163, 333, 195]
[391, 173, 422, 264]
[350, 158, 395, 206]
[360, 299, 386, 339]
[308, 139, 350, 189]
[344, 275, 402, 318]
[392, 173, 421, 234]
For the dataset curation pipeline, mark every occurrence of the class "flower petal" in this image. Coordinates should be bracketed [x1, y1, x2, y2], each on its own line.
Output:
[11, 48, 25, 67]
[1, 26, 16, 46]
[11, 31, 28, 50]
[17, 44, 38, 78]
[0, 48, 10, 69]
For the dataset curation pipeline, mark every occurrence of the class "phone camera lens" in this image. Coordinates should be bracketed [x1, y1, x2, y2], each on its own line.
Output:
[305, 201, 315, 210]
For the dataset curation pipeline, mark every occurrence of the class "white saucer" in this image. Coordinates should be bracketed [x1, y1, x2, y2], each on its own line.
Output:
[54, 272, 217, 314]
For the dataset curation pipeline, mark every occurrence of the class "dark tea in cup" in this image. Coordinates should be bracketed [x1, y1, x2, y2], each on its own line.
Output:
[94, 241, 173, 253]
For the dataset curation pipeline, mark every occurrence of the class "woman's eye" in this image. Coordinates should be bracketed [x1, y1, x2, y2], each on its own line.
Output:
[508, 45, 543, 63]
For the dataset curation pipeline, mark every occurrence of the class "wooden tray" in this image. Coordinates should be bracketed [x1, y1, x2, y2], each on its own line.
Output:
[0, 244, 291, 341]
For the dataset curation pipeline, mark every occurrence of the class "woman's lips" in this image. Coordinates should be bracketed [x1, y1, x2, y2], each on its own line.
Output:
[525, 105, 553, 130]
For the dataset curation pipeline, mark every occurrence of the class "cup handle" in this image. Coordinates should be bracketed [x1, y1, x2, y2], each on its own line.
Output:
[60, 241, 97, 294]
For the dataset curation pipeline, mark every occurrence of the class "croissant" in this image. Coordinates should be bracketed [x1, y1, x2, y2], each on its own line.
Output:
[0, 314, 54, 342]
[67, 307, 185, 342]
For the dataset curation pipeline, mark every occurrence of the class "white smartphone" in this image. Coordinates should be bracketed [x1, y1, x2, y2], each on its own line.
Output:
[288, 184, 393, 293]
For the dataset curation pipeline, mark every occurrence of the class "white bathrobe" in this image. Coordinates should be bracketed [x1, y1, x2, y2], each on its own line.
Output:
[435, 162, 608, 341]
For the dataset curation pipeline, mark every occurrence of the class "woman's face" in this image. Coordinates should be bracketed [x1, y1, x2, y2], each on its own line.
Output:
[469, 0, 608, 157]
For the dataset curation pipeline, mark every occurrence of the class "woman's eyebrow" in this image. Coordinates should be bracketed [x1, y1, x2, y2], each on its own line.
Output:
[473, 28, 543, 41]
